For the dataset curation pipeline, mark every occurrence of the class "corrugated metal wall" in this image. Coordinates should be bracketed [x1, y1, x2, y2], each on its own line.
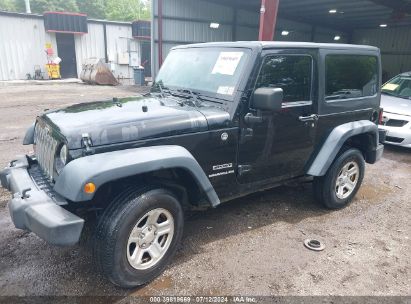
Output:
[353, 27, 411, 80]
[0, 13, 143, 81]
[151, 0, 348, 77]
[74, 22, 105, 77]
[0, 15, 56, 81]
[105, 23, 138, 80]
[151, 0, 235, 75]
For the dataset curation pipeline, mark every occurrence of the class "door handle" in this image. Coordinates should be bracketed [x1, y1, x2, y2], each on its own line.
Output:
[298, 114, 318, 122]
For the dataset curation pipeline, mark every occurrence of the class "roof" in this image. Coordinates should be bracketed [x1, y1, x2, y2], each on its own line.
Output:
[0, 10, 132, 26]
[174, 41, 380, 52]
[206, 0, 411, 30]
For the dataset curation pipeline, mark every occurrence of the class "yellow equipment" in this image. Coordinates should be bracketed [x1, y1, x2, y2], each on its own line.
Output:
[46, 64, 61, 79]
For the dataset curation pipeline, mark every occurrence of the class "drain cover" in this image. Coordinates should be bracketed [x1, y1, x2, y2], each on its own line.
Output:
[304, 239, 325, 251]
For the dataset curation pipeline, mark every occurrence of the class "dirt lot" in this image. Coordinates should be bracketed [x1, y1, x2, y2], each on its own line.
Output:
[0, 83, 410, 298]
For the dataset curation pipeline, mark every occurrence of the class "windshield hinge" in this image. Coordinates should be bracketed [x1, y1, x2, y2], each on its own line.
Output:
[81, 133, 94, 155]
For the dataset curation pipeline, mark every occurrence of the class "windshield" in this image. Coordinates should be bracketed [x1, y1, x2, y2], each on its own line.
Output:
[382, 75, 411, 99]
[154, 47, 251, 100]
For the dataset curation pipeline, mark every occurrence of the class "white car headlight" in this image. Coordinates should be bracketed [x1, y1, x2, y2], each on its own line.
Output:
[55, 144, 68, 174]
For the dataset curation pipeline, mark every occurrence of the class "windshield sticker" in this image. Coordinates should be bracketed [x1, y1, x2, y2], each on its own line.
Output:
[217, 86, 235, 95]
[212, 52, 243, 75]
[382, 83, 399, 91]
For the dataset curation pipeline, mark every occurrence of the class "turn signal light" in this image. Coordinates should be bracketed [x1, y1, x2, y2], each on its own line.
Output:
[84, 182, 96, 194]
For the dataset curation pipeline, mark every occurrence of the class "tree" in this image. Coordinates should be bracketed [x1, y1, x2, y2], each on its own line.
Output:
[77, 0, 106, 19]
[0, 0, 17, 11]
[105, 0, 151, 21]
[0, 0, 151, 21]
[29, 0, 78, 13]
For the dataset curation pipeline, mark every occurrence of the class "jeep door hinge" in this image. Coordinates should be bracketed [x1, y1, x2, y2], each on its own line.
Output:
[240, 128, 254, 144]
[81, 133, 94, 155]
[238, 164, 252, 176]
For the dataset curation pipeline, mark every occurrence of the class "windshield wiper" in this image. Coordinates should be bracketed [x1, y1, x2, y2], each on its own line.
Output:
[196, 93, 225, 104]
[175, 89, 201, 107]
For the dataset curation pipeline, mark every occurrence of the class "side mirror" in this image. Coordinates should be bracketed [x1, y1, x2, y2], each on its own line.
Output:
[252, 88, 283, 111]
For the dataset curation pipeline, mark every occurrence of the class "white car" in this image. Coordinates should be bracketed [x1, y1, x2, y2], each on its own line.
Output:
[379, 72, 411, 148]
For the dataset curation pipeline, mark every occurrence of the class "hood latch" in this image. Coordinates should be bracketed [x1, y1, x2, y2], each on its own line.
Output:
[81, 133, 94, 155]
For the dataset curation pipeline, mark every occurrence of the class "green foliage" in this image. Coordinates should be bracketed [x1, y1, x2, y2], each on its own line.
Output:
[0, 0, 17, 11]
[77, 0, 106, 19]
[30, 0, 79, 13]
[0, 0, 151, 21]
[105, 0, 151, 21]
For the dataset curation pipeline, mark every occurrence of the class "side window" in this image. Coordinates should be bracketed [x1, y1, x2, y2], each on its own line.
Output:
[256, 55, 312, 103]
[325, 55, 378, 101]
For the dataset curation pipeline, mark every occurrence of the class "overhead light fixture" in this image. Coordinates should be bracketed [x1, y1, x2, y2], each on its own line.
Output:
[210, 22, 220, 29]
[379, 23, 388, 28]
[281, 30, 289, 36]
[334, 35, 341, 41]
[329, 9, 337, 14]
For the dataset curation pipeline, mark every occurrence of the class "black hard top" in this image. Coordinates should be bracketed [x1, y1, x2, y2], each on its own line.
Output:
[174, 41, 380, 52]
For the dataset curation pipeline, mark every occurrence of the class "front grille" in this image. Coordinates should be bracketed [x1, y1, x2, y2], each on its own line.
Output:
[34, 122, 59, 181]
[385, 136, 404, 143]
[385, 119, 408, 127]
[28, 163, 67, 205]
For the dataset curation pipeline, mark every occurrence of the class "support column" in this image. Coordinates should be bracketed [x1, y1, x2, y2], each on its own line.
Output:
[158, 0, 163, 68]
[258, 0, 279, 41]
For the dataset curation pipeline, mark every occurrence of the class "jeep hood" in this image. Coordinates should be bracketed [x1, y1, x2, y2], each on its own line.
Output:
[41, 95, 231, 149]
[381, 94, 411, 117]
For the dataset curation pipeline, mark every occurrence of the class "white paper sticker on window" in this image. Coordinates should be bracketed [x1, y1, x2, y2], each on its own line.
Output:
[212, 52, 243, 76]
[217, 86, 235, 95]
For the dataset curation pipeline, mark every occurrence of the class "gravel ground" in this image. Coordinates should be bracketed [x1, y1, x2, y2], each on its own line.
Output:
[0, 83, 410, 298]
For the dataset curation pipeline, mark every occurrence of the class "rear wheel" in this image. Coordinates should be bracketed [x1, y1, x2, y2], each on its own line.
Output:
[313, 148, 365, 209]
[93, 187, 184, 288]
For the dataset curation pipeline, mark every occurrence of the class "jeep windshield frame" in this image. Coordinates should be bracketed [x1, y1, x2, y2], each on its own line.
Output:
[153, 47, 252, 102]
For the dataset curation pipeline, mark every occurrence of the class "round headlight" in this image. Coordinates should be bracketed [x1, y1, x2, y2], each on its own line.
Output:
[55, 144, 68, 174]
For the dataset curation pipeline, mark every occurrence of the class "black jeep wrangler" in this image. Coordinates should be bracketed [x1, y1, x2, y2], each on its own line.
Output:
[1, 42, 385, 288]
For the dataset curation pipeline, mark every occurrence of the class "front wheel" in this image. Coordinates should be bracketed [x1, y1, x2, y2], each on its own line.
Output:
[93, 187, 184, 288]
[313, 148, 365, 209]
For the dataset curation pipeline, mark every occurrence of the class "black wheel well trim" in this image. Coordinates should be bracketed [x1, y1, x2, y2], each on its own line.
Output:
[306, 120, 378, 176]
[53, 145, 220, 207]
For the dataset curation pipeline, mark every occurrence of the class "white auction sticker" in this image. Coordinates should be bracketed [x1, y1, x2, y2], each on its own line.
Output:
[212, 52, 243, 75]
[217, 86, 235, 95]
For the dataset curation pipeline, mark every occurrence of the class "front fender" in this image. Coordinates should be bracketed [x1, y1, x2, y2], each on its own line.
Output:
[53, 145, 220, 207]
[307, 120, 379, 176]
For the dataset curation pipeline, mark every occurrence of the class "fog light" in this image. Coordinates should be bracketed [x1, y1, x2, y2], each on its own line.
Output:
[84, 182, 96, 194]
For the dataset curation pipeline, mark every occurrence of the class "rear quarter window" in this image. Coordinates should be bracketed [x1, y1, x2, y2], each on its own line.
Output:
[325, 55, 378, 101]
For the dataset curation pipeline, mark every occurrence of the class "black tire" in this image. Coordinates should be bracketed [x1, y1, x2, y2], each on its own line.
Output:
[313, 148, 365, 209]
[93, 187, 184, 288]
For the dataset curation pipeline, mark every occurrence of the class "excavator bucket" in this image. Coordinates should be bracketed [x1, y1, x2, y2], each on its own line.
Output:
[80, 58, 119, 86]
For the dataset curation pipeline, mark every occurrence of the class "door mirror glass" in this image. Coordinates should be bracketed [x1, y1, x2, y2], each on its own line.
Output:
[252, 87, 283, 111]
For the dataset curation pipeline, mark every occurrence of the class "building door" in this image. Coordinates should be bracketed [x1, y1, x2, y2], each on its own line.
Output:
[141, 41, 151, 77]
[56, 33, 77, 78]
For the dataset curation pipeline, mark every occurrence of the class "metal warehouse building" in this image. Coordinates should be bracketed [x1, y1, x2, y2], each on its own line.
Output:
[0, 11, 151, 81]
[151, 0, 411, 81]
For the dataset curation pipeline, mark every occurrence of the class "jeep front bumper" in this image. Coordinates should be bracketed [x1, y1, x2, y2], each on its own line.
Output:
[0, 156, 84, 246]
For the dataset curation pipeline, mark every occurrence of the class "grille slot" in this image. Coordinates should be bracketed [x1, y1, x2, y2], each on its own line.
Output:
[385, 136, 404, 143]
[385, 119, 408, 127]
[34, 123, 58, 181]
